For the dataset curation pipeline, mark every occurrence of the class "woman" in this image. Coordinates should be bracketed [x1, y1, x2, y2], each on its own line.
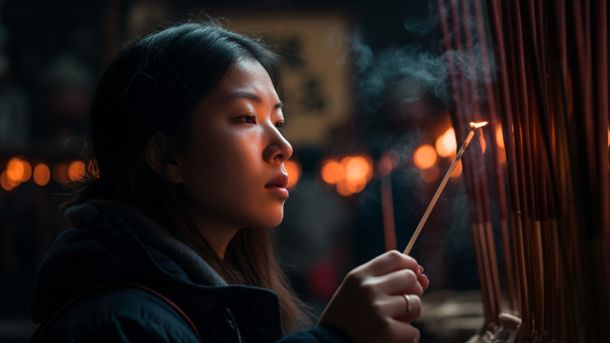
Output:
[30, 22, 429, 343]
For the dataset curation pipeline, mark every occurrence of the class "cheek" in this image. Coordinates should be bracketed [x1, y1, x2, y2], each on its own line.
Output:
[179, 133, 286, 228]
[181, 137, 238, 204]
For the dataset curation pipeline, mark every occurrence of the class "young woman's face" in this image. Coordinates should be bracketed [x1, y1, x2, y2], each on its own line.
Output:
[177, 58, 293, 230]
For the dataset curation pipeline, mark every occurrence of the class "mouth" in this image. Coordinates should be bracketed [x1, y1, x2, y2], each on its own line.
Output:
[265, 173, 289, 188]
[265, 173, 289, 199]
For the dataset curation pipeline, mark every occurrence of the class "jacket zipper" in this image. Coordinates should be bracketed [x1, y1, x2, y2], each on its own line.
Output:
[225, 307, 243, 343]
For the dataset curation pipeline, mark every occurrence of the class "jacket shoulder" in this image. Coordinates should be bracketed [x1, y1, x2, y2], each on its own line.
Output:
[37, 287, 199, 343]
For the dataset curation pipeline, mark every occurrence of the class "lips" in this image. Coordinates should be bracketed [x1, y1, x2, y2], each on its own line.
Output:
[265, 173, 289, 189]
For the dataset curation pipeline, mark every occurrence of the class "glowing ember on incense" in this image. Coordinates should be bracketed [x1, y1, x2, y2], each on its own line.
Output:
[403, 121, 489, 254]
[470, 121, 489, 130]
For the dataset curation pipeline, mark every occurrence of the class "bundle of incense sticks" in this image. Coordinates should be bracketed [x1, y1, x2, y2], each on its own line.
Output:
[436, 0, 609, 341]
[403, 121, 488, 255]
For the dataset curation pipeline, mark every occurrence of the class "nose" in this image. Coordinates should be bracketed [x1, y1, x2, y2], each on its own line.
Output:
[263, 125, 293, 163]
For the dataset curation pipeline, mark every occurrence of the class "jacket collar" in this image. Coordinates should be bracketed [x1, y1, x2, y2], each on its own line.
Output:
[66, 199, 228, 287]
[31, 199, 284, 341]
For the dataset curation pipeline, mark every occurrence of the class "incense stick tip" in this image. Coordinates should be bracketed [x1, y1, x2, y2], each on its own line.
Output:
[469, 121, 489, 130]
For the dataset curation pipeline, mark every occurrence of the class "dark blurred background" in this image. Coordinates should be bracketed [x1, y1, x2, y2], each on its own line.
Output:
[0, 0, 490, 342]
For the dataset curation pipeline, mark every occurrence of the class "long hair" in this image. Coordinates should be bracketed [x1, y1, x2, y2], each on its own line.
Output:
[64, 22, 309, 332]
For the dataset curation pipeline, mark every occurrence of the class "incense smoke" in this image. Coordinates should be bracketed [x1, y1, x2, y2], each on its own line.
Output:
[346, 0, 496, 119]
[350, 31, 449, 113]
[342, 3, 497, 269]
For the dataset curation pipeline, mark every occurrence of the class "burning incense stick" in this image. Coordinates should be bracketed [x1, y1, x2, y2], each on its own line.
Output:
[403, 121, 488, 254]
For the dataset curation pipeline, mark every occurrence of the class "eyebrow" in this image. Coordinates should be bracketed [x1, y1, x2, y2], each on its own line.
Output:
[228, 91, 283, 109]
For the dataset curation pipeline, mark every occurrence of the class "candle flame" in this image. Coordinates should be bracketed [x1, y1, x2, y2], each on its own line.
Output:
[469, 121, 489, 130]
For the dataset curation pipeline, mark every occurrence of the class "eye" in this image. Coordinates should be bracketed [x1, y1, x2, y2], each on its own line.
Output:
[236, 114, 257, 125]
[275, 120, 286, 131]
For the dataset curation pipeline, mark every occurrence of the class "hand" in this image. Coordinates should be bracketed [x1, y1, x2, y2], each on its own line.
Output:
[319, 250, 429, 343]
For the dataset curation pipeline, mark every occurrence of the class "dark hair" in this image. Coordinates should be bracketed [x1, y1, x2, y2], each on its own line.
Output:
[67, 22, 309, 331]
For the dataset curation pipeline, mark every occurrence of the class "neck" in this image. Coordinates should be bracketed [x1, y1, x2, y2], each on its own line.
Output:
[201, 225, 241, 260]
[179, 198, 241, 260]
[179, 202, 241, 260]
[187, 207, 240, 260]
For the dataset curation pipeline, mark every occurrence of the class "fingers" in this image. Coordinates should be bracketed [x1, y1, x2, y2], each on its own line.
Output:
[376, 294, 423, 321]
[375, 269, 424, 296]
[418, 273, 430, 291]
[387, 319, 421, 343]
[358, 250, 419, 277]
[322, 252, 426, 343]
[396, 294, 423, 322]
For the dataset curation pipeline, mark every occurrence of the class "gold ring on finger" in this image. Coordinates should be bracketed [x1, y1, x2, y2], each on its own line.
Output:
[403, 294, 412, 316]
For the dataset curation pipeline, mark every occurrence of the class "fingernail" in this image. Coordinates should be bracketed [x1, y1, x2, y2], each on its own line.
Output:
[418, 265, 424, 274]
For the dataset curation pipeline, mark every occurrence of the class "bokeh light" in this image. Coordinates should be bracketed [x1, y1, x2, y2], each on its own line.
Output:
[321, 160, 343, 185]
[21, 160, 32, 182]
[336, 179, 352, 197]
[6, 157, 26, 182]
[33, 164, 51, 186]
[343, 156, 372, 183]
[321, 155, 374, 196]
[1, 170, 20, 191]
[435, 128, 457, 158]
[0, 170, 20, 191]
[413, 145, 437, 170]
[285, 160, 301, 189]
[68, 160, 86, 181]
[342, 155, 373, 195]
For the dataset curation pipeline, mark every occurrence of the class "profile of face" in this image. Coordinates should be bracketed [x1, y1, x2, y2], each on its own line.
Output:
[166, 58, 293, 231]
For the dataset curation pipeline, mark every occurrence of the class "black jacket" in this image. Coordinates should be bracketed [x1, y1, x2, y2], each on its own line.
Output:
[30, 199, 351, 342]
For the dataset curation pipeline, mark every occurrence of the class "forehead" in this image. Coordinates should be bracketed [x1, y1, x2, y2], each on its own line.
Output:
[212, 58, 278, 101]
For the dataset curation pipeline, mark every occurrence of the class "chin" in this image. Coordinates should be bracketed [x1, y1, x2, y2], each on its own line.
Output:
[252, 208, 284, 229]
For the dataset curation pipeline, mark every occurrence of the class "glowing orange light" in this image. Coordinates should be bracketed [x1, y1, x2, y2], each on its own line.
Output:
[451, 161, 463, 178]
[420, 165, 440, 183]
[336, 180, 352, 197]
[285, 160, 301, 189]
[6, 157, 26, 182]
[413, 145, 437, 170]
[607, 128, 610, 147]
[53, 163, 69, 183]
[1, 170, 20, 191]
[497, 147, 507, 164]
[496, 125, 505, 149]
[33, 164, 51, 186]
[346, 179, 367, 193]
[479, 131, 487, 153]
[435, 128, 457, 158]
[22, 160, 32, 182]
[343, 155, 373, 183]
[68, 160, 86, 181]
[321, 160, 343, 185]
[342, 155, 373, 195]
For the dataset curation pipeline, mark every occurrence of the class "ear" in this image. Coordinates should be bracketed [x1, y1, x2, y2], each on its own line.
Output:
[145, 132, 184, 184]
